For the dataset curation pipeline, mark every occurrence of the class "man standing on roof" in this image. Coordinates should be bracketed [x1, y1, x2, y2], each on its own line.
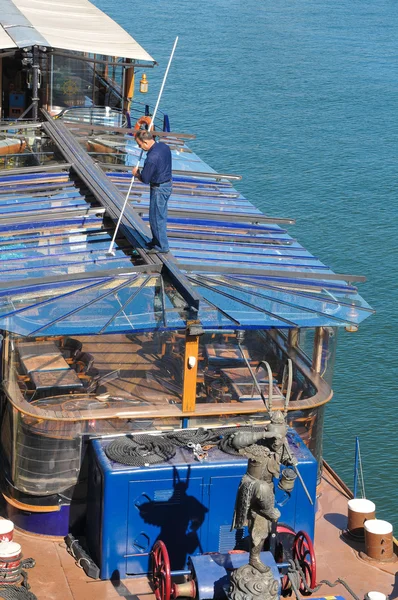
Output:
[132, 130, 172, 254]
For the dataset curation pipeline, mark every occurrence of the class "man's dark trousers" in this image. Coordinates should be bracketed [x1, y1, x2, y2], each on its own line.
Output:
[149, 182, 171, 252]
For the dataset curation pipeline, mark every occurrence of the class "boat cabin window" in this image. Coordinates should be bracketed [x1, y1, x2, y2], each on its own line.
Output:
[5, 331, 318, 408]
[0, 51, 124, 120]
[49, 54, 123, 113]
[0, 330, 330, 494]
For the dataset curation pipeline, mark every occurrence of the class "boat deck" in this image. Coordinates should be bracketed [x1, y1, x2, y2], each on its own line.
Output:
[7, 465, 396, 600]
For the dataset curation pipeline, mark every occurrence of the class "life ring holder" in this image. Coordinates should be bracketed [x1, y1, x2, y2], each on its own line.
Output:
[134, 115, 153, 133]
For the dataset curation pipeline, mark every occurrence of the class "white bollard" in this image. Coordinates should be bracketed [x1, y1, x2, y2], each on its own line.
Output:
[365, 592, 387, 600]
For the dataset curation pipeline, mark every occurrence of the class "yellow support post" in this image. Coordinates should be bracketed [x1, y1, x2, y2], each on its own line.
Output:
[123, 62, 135, 112]
[182, 329, 199, 413]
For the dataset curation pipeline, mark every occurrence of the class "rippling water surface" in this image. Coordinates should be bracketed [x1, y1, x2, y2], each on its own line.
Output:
[95, 0, 398, 527]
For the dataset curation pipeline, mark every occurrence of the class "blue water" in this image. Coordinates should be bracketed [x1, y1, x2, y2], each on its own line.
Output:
[96, 0, 397, 527]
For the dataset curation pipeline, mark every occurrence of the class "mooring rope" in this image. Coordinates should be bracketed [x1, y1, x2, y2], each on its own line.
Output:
[287, 558, 361, 600]
[105, 434, 176, 466]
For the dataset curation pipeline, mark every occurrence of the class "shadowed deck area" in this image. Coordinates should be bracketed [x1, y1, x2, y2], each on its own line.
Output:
[7, 466, 396, 600]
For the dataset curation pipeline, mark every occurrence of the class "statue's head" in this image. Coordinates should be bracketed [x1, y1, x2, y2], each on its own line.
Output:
[271, 438, 284, 453]
[271, 410, 285, 425]
[228, 564, 279, 600]
[267, 410, 288, 438]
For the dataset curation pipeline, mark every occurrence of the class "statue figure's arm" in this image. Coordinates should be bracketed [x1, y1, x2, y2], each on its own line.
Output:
[281, 443, 298, 467]
[230, 430, 282, 451]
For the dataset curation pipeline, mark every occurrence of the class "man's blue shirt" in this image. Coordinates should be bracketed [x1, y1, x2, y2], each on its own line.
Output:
[140, 142, 172, 185]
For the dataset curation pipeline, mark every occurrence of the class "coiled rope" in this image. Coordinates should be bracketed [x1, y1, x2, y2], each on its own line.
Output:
[165, 427, 218, 447]
[105, 435, 176, 466]
[0, 587, 37, 600]
[105, 426, 271, 465]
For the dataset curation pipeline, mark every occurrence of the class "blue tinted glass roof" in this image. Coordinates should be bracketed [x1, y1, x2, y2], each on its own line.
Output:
[0, 126, 373, 336]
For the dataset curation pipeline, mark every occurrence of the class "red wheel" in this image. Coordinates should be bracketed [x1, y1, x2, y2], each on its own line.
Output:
[293, 530, 316, 594]
[152, 540, 171, 600]
[276, 524, 296, 594]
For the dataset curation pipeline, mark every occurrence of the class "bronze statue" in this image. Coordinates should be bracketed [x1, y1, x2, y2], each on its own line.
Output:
[231, 419, 297, 574]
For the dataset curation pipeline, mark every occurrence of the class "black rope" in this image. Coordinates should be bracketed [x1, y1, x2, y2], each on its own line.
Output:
[288, 558, 361, 600]
[0, 587, 37, 600]
[165, 427, 218, 447]
[105, 426, 270, 465]
[105, 435, 176, 466]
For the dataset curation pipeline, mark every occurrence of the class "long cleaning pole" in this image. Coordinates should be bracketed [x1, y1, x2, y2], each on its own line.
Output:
[106, 36, 179, 256]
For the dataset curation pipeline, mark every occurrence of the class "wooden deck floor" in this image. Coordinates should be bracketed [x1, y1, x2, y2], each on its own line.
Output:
[77, 334, 183, 406]
[9, 466, 397, 600]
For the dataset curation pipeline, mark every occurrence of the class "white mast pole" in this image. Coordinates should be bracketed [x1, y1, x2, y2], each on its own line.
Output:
[106, 36, 179, 256]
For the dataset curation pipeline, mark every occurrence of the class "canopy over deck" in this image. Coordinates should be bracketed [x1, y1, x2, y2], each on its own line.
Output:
[0, 118, 374, 337]
[0, 0, 155, 63]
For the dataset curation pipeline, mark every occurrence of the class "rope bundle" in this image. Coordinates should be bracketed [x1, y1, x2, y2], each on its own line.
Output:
[165, 427, 218, 447]
[105, 426, 270, 465]
[105, 434, 176, 466]
[0, 587, 37, 600]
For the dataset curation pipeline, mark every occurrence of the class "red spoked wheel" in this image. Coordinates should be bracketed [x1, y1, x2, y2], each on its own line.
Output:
[276, 524, 296, 594]
[293, 530, 316, 594]
[152, 540, 172, 600]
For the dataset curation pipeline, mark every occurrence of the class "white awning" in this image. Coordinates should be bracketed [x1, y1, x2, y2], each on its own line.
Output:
[0, 0, 155, 63]
[0, 26, 16, 51]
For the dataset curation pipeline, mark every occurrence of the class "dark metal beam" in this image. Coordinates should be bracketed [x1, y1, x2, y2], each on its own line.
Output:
[0, 265, 161, 293]
[168, 231, 293, 245]
[114, 182, 238, 198]
[177, 263, 367, 284]
[41, 109, 201, 310]
[0, 164, 72, 177]
[0, 122, 42, 132]
[0, 182, 75, 195]
[0, 207, 104, 226]
[160, 256, 200, 311]
[100, 162, 242, 181]
[118, 176, 234, 189]
[65, 122, 196, 139]
[133, 206, 294, 226]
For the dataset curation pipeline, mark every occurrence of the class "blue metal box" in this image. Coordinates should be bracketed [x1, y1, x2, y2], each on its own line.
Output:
[86, 430, 317, 579]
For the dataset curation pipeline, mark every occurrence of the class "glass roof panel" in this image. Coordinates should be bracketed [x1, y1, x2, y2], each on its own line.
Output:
[0, 281, 98, 319]
[197, 275, 373, 325]
[0, 279, 128, 336]
[193, 284, 292, 327]
[0, 136, 373, 335]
